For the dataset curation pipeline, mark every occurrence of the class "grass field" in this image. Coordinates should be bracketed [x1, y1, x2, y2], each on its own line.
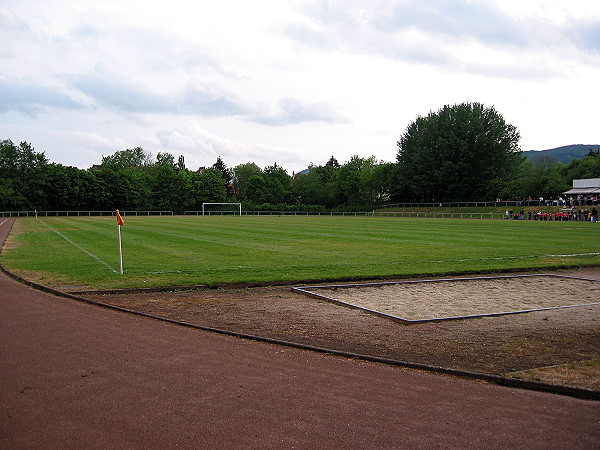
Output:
[1, 215, 599, 290]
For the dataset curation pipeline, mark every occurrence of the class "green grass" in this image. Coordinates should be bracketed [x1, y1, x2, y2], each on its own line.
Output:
[1, 215, 599, 290]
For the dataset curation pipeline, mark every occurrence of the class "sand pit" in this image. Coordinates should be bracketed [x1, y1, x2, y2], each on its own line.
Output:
[295, 274, 600, 322]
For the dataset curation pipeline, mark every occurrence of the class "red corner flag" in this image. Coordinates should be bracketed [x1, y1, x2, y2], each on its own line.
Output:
[116, 209, 124, 226]
[116, 210, 124, 274]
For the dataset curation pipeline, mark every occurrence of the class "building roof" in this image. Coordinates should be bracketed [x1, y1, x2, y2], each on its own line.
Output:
[563, 178, 600, 195]
[563, 187, 600, 195]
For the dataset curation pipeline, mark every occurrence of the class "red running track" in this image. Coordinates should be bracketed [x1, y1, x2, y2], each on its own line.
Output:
[1, 218, 598, 448]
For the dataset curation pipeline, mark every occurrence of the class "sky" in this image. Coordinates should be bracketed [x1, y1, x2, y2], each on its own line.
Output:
[1, 0, 599, 174]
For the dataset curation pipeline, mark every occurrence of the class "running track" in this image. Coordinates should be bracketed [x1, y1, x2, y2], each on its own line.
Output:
[1, 218, 598, 448]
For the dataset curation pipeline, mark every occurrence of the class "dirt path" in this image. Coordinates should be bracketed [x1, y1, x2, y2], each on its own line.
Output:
[1, 218, 599, 448]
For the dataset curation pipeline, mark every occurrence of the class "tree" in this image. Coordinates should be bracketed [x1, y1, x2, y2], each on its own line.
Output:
[561, 152, 600, 180]
[176, 155, 186, 172]
[325, 156, 340, 169]
[370, 163, 396, 204]
[246, 174, 268, 204]
[0, 179, 27, 210]
[94, 166, 151, 210]
[0, 140, 47, 178]
[191, 168, 228, 206]
[155, 152, 175, 168]
[151, 163, 179, 210]
[0, 140, 19, 177]
[291, 157, 345, 208]
[212, 156, 233, 195]
[232, 162, 262, 201]
[503, 159, 568, 200]
[262, 163, 292, 204]
[101, 147, 152, 169]
[333, 156, 379, 208]
[292, 169, 327, 206]
[396, 102, 523, 202]
[0, 140, 48, 208]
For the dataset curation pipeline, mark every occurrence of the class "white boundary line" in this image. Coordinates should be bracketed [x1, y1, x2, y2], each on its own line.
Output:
[429, 252, 600, 264]
[37, 218, 117, 273]
[0, 219, 9, 227]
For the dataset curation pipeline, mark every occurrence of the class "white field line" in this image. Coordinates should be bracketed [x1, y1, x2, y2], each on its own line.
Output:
[544, 252, 600, 257]
[0, 219, 9, 227]
[430, 252, 600, 264]
[37, 218, 117, 273]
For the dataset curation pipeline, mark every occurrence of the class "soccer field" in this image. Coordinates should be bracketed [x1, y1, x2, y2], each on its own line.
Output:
[1, 215, 599, 290]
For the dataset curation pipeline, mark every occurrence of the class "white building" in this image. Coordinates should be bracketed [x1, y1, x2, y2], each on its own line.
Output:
[563, 178, 600, 196]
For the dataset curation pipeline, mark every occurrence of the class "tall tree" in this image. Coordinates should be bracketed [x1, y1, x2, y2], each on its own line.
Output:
[561, 152, 600, 180]
[232, 162, 262, 201]
[333, 156, 378, 208]
[151, 163, 179, 210]
[262, 163, 292, 204]
[176, 155, 186, 172]
[0, 140, 48, 208]
[396, 102, 523, 202]
[292, 168, 327, 206]
[292, 158, 340, 208]
[325, 156, 340, 169]
[155, 152, 175, 168]
[370, 162, 396, 204]
[93, 166, 151, 210]
[212, 156, 233, 195]
[191, 168, 228, 207]
[246, 174, 268, 205]
[101, 147, 152, 169]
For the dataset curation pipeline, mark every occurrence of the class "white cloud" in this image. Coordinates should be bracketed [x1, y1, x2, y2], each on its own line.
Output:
[287, 0, 600, 79]
[72, 131, 121, 150]
[1, 0, 599, 174]
[0, 80, 82, 116]
[156, 123, 250, 169]
[250, 97, 348, 125]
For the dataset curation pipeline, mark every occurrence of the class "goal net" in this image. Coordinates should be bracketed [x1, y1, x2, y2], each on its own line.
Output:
[201, 203, 242, 216]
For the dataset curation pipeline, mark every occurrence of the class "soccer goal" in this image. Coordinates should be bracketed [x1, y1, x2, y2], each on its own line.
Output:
[201, 203, 242, 216]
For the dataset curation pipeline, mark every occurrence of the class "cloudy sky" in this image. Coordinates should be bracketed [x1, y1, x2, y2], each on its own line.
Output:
[1, 0, 599, 173]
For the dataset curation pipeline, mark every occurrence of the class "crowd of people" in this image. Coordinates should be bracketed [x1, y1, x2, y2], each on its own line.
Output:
[497, 195, 600, 207]
[539, 195, 599, 207]
[506, 207, 598, 222]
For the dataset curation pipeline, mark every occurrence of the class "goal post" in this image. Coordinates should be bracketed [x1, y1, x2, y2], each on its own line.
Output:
[201, 203, 242, 216]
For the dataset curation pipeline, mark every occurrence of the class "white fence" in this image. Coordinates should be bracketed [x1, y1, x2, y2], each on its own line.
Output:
[238, 211, 510, 219]
[0, 211, 174, 217]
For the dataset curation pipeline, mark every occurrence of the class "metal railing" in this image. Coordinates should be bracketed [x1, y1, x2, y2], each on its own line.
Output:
[382, 199, 599, 208]
[0, 210, 173, 217]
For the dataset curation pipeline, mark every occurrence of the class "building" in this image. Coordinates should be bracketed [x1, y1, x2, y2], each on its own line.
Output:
[563, 178, 600, 196]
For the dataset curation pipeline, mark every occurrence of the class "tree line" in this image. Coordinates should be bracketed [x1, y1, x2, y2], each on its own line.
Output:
[2, 103, 599, 212]
[0, 140, 395, 212]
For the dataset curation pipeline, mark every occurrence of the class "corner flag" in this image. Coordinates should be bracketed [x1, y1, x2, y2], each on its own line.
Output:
[116, 209, 124, 226]
[116, 209, 124, 274]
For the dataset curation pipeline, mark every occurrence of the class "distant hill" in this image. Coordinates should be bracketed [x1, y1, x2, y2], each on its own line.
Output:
[523, 144, 600, 164]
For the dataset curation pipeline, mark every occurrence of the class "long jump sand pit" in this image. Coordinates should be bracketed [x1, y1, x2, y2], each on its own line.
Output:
[294, 274, 600, 323]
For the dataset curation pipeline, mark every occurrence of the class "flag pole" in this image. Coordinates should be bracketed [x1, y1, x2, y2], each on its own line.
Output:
[118, 223, 123, 275]
[116, 209, 124, 274]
